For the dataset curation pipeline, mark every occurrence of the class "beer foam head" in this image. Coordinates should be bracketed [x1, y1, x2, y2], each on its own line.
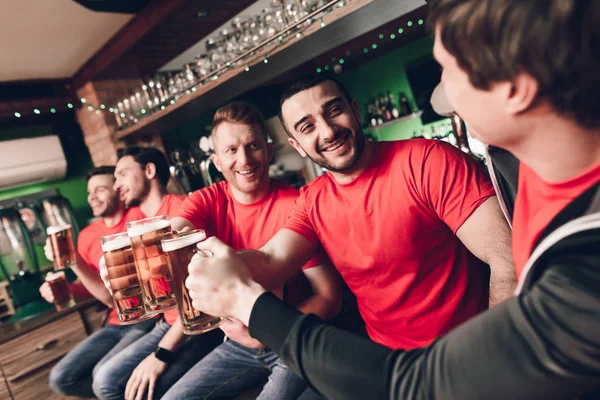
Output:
[161, 230, 206, 252]
[46, 224, 71, 235]
[127, 218, 171, 237]
[45, 270, 65, 281]
[101, 235, 131, 252]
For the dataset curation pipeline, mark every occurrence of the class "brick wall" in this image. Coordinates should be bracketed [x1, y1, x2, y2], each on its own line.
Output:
[75, 80, 166, 166]
[74, 80, 183, 194]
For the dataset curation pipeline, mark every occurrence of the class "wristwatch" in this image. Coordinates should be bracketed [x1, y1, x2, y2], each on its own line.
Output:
[154, 346, 176, 364]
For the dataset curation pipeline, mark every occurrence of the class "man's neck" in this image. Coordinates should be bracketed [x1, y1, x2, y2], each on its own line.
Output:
[508, 117, 600, 183]
[102, 208, 125, 228]
[230, 179, 270, 205]
[330, 139, 375, 185]
[140, 186, 167, 217]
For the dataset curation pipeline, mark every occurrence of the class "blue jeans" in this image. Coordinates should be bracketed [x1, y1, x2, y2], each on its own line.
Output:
[162, 339, 308, 400]
[298, 388, 326, 400]
[49, 318, 156, 398]
[93, 319, 223, 400]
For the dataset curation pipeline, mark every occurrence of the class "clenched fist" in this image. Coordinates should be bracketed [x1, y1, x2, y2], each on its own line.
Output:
[185, 237, 266, 325]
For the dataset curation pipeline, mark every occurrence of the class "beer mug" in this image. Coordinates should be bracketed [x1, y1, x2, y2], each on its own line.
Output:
[45, 271, 75, 311]
[162, 230, 224, 335]
[126, 215, 176, 313]
[47, 224, 77, 271]
[101, 232, 157, 325]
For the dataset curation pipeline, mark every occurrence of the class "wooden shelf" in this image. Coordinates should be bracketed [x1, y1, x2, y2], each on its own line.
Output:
[365, 110, 423, 131]
[114, 0, 426, 140]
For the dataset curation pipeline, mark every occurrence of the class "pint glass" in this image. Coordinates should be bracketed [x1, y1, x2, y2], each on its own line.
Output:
[162, 230, 224, 335]
[101, 232, 156, 324]
[126, 215, 176, 312]
[47, 224, 77, 271]
[45, 271, 75, 311]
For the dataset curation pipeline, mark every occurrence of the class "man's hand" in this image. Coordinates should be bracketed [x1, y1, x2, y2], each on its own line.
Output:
[220, 317, 265, 348]
[98, 255, 111, 291]
[186, 237, 266, 325]
[39, 282, 55, 303]
[44, 238, 54, 262]
[124, 353, 167, 400]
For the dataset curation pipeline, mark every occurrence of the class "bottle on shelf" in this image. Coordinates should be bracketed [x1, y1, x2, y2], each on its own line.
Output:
[399, 92, 413, 116]
[387, 90, 400, 119]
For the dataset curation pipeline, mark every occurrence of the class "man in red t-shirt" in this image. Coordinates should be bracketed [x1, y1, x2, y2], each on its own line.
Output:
[44, 166, 153, 399]
[155, 102, 341, 400]
[188, 76, 516, 352]
[93, 147, 224, 400]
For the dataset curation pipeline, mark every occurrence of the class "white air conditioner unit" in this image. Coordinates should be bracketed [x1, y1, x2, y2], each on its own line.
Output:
[0, 136, 68, 190]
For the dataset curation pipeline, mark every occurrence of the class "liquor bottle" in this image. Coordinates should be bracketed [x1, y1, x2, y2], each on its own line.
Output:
[387, 90, 400, 119]
[399, 92, 413, 115]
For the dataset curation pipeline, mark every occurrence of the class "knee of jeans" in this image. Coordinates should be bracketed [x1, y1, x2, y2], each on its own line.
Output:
[48, 364, 70, 396]
[92, 364, 117, 400]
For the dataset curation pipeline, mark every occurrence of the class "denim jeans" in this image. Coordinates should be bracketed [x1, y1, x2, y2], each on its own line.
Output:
[93, 319, 223, 400]
[48, 318, 156, 398]
[297, 388, 327, 400]
[161, 339, 308, 400]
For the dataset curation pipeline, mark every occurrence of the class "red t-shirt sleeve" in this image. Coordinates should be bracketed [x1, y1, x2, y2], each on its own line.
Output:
[416, 141, 495, 233]
[302, 247, 330, 270]
[283, 188, 320, 245]
[176, 189, 213, 232]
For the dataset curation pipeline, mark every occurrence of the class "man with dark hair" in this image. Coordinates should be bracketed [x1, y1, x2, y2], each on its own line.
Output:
[184, 0, 600, 399]
[45, 166, 153, 398]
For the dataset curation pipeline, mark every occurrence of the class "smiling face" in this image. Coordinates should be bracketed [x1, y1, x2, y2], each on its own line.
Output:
[113, 155, 150, 208]
[281, 80, 365, 173]
[211, 121, 272, 200]
[87, 174, 121, 218]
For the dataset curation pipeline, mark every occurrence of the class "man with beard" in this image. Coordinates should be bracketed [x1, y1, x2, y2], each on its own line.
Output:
[188, 75, 515, 354]
[45, 166, 153, 398]
[184, 0, 600, 399]
[93, 147, 224, 400]
[156, 102, 341, 400]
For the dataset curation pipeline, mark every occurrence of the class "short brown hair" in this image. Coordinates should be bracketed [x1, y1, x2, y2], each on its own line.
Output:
[428, 0, 600, 128]
[211, 102, 268, 141]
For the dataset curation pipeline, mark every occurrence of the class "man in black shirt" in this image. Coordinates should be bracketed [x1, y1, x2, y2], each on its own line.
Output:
[185, 0, 600, 399]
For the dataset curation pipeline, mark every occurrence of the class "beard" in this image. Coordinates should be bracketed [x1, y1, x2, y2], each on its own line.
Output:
[125, 179, 150, 208]
[303, 128, 366, 173]
[97, 194, 121, 218]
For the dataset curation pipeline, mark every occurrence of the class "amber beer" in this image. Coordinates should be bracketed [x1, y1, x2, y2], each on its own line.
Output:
[101, 232, 156, 324]
[127, 215, 176, 312]
[47, 224, 77, 271]
[45, 271, 75, 311]
[162, 229, 224, 335]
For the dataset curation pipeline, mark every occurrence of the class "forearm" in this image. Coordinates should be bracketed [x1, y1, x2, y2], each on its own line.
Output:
[73, 253, 113, 307]
[249, 293, 390, 400]
[170, 217, 195, 232]
[488, 255, 517, 306]
[249, 260, 600, 400]
[158, 318, 189, 352]
[239, 249, 296, 291]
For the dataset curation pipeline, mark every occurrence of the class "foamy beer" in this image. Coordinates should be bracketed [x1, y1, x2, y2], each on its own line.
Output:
[126, 215, 176, 312]
[45, 271, 75, 311]
[47, 224, 77, 271]
[101, 232, 156, 324]
[162, 230, 224, 335]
